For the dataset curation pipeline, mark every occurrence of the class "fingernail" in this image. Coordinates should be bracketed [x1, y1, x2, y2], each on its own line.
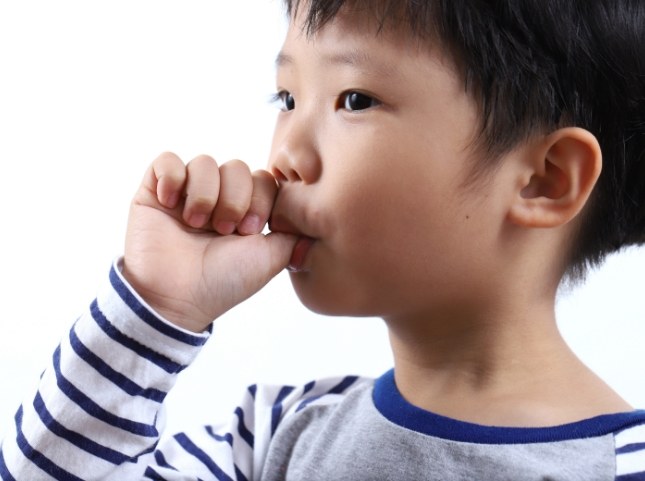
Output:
[165, 192, 180, 208]
[189, 213, 208, 228]
[215, 221, 236, 235]
[239, 214, 261, 234]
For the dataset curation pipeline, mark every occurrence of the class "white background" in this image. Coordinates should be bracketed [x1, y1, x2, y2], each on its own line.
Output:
[0, 1, 643, 440]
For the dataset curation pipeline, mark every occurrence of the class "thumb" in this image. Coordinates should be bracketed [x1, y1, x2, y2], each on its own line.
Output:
[262, 232, 299, 276]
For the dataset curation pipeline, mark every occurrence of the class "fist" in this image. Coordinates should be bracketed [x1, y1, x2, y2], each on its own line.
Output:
[122, 152, 297, 332]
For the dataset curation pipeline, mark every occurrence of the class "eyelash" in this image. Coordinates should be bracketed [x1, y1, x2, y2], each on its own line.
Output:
[270, 90, 380, 112]
[270, 91, 295, 112]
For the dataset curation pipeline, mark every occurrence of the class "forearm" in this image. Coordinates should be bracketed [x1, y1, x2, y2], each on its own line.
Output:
[0, 260, 209, 480]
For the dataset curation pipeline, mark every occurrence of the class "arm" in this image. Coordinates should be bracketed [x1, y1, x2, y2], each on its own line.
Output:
[0, 262, 361, 481]
[1, 153, 298, 480]
[1, 261, 208, 480]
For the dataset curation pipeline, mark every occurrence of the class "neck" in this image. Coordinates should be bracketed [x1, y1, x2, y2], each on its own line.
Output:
[384, 295, 631, 426]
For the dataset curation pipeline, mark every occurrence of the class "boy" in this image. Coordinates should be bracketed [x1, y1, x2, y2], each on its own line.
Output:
[2, 0, 645, 479]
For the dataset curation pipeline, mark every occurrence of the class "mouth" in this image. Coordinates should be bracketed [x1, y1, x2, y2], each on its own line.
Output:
[287, 236, 315, 272]
[269, 213, 316, 273]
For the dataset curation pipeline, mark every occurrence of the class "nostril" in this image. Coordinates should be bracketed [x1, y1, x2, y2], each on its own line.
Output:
[272, 168, 288, 182]
[287, 168, 302, 181]
[272, 167, 302, 182]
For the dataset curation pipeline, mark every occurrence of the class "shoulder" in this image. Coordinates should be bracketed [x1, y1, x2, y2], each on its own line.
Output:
[246, 374, 374, 449]
[150, 375, 375, 480]
[253, 374, 374, 425]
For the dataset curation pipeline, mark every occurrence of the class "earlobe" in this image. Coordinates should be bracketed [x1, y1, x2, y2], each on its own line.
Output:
[508, 127, 602, 229]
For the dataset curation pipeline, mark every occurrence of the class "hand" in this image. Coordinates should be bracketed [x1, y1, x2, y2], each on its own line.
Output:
[122, 152, 297, 332]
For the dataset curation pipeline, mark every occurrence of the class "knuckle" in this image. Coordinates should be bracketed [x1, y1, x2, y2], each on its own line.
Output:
[157, 151, 180, 160]
[189, 154, 217, 167]
[155, 151, 183, 166]
[154, 152, 184, 177]
[253, 169, 278, 186]
[251, 172, 278, 207]
[220, 168, 253, 198]
[221, 158, 251, 174]
[212, 160, 254, 221]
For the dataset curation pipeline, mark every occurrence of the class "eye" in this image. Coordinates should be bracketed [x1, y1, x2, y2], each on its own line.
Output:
[273, 90, 295, 112]
[340, 91, 380, 111]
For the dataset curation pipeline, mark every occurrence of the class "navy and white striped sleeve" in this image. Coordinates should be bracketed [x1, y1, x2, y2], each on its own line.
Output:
[145, 375, 363, 480]
[0, 260, 365, 480]
[615, 422, 645, 480]
[0, 259, 210, 480]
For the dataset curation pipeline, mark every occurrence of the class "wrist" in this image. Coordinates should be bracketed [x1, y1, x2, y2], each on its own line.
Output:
[120, 260, 213, 333]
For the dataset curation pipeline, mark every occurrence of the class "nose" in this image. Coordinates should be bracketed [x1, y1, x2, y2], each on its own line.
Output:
[268, 113, 322, 184]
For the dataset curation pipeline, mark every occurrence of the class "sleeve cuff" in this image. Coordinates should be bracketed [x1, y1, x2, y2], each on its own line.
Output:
[91, 257, 211, 368]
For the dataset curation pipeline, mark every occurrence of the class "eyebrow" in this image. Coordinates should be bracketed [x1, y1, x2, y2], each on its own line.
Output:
[275, 49, 399, 79]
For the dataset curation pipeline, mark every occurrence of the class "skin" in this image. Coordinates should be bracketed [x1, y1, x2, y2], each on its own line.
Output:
[122, 8, 632, 426]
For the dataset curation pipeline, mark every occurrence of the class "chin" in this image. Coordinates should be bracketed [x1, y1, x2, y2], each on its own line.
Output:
[289, 272, 379, 318]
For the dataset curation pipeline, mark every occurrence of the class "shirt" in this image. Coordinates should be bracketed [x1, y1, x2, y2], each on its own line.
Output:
[1, 261, 644, 480]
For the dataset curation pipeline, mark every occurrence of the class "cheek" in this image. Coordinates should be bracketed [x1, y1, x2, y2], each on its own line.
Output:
[324, 171, 445, 288]
[329, 158, 447, 243]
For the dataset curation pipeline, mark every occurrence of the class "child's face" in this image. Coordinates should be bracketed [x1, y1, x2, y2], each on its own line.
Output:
[268, 9, 509, 321]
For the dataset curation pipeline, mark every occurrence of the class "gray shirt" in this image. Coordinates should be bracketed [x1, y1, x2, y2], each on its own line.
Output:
[262, 371, 645, 480]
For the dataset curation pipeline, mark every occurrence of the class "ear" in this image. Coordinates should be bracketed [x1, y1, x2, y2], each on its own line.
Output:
[507, 127, 602, 228]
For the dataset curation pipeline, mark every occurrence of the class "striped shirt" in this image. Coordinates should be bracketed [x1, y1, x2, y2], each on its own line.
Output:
[1, 261, 644, 480]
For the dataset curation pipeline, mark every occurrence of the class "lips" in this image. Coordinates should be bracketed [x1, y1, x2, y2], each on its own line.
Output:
[287, 236, 315, 272]
[269, 212, 316, 273]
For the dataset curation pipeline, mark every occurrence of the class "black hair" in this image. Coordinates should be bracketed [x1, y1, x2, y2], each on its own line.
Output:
[283, 0, 645, 281]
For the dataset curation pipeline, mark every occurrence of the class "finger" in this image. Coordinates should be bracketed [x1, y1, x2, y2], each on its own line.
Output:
[262, 232, 299, 276]
[139, 152, 186, 209]
[237, 170, 279, 235]
[183, 155, 221, 229]
[211, 159, 253, 235]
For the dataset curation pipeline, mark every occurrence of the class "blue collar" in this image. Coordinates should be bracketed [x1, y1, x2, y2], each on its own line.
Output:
[373, 369, 645, 444]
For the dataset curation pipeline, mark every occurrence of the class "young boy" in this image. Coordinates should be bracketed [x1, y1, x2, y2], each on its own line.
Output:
[2, 0, 645, 479]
